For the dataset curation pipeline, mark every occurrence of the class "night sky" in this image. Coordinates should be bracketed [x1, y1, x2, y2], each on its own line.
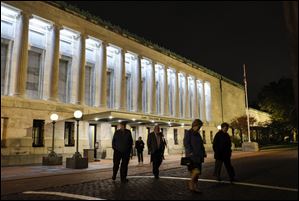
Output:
[66, 1, 292, 103]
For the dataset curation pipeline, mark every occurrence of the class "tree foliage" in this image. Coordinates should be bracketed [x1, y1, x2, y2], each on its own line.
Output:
[230, 115, 257, 135]
[257, 78, 297, 130]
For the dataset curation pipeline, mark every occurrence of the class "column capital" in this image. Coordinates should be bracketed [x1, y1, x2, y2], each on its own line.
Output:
[101, 40, 108, 46]
[121, 48, 127, 55]
[21, 11, 33, 19]
[80, 32, 87, 38]
[53, 23, 63, 30]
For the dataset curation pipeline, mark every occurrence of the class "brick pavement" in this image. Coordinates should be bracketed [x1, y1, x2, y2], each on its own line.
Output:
[2, 149, 295, 199]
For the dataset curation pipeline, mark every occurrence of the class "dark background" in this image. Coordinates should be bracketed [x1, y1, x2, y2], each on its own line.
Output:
[66, 1, 292, 103]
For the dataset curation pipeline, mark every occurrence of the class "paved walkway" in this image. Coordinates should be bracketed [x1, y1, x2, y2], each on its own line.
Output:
[1, 150, 270, 195]
[1, 153, 182, 181]
[2, 149, 297, 200]
[1, 150, 266, 181]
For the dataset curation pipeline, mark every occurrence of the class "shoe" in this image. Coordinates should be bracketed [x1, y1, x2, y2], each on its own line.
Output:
[112, 175, 116, 181]
[154, 175, 160, 179]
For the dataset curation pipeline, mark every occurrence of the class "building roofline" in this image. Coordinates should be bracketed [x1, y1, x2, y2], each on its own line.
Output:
[46, 1, 244, 89]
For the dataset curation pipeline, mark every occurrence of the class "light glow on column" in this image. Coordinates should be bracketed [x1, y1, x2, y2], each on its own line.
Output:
[204, 81, 212, 122]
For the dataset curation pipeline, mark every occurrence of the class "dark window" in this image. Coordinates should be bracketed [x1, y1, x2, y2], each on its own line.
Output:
[210, 131, 213, 144]
[58, 57, 72, 103]
[85, 63, 95, 106]
[64, 122, 75, 146]
[26, 49, 43, 99]
[126, 73, 133, 111]
[32, 119, 44, 147]
[107, 70, 114, 108]
[174, 128, 178, 145]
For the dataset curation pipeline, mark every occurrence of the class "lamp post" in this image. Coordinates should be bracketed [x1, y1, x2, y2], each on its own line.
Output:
[66, 110, 88, 169]
[73, 110, 83, 158]
[42, 113, 62, 165]
[50, 113, 58, 156]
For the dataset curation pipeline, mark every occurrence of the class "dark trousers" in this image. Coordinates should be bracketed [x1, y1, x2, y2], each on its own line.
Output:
[214, 158, 235, 179]
[137, 151, 143, 163]
[113, 150, 130, 181]
[151, 151, 163, 177]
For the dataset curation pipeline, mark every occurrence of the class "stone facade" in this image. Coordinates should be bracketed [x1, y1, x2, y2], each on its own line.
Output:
[1, 1, 246, 166]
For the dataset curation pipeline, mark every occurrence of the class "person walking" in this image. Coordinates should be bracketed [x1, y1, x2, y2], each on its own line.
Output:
[147, 125, 166, 179]
[135, 136, 145, 165]
[213, 122, 235, 182]
[184, 119, 206, 193]
[112, 122, 133, 183]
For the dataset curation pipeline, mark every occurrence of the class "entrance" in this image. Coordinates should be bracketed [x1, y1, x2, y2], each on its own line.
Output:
[88, 124, 97, 159]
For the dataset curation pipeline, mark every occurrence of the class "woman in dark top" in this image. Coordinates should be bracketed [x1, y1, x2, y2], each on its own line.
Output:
[184, 119, 206, 193]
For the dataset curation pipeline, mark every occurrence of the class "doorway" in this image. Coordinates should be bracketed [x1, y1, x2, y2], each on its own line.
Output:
[89, 124, 97, 158]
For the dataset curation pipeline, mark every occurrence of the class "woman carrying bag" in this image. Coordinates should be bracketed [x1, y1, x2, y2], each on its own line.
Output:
[183, 119, 207, 193]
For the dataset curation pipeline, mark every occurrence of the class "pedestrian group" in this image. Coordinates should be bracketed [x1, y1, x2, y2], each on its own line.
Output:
[112, 119, 235, 193]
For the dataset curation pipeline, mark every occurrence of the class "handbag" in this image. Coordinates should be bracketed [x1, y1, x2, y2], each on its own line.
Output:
[180, 157, 192, 166]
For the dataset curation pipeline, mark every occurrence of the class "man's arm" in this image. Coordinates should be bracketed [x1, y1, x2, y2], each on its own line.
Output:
[128, 130, 133, 152]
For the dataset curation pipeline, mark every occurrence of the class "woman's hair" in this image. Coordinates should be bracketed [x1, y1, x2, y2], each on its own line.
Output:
[192, 119, 203, 127]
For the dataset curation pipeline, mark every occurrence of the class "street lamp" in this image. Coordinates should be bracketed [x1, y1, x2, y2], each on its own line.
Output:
[217, 125, 221, 130]
[42, 113, 62, 165]
[74, 110, 83, 158]
[50, 113, 59, 156]
[66, 110, 88, 169]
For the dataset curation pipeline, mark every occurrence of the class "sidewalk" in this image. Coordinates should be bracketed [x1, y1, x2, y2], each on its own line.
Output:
[1, 150, 273, 195]
[1, 153, 182, 181]
[1, 150, 260, 181]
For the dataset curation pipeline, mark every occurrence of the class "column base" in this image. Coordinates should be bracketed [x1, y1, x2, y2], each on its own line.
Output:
[66, 155, 88, 169]
[42, 155, 63, 166]
[48, 97, 59, 102]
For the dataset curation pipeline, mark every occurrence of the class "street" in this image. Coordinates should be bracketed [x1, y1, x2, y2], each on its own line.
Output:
[1, 148, 298, 200]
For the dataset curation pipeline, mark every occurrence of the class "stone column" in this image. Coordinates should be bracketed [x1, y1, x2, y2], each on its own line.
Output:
[163, 66, 169, 116]
[202, 81, 207, 123]
[120, 48, 127, 111]
[185, 76, 189, 118]
[175, 70, 180, 117]
[15, 12, 31, 97]
[49, 24, 61, 101]
[151, 62, 156, 114]
[137, 55, 143, 113]
[194, 80, 199, 118]
[78, 34, 86, 105]
[100, 41, 107, 108]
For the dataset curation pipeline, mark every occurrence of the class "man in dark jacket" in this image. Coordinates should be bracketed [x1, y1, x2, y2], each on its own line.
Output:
[147, 125, 166, 179]
[213, 122, 235, 182]
[135, 137, 145, 165]
[112, 122, 133, 183]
